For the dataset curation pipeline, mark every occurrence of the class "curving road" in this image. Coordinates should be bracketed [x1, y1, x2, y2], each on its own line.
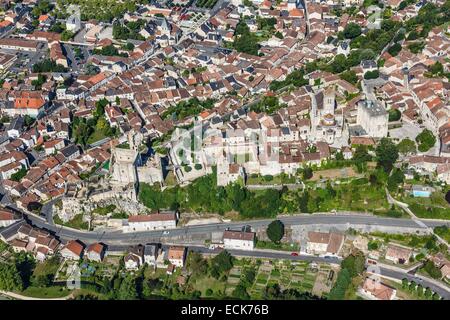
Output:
[21, 211, 450, 245]
[192, 247, 450, 300]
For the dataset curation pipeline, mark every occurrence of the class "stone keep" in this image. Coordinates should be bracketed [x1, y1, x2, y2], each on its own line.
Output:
[356, 100, 388, 138]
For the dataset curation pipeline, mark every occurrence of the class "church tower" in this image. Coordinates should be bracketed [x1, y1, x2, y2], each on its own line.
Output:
[323, 86, 336, 116]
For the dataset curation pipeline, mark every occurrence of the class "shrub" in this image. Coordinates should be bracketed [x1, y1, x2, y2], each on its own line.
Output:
[364, 70, 379, 80]
[388, 109, 401, 122]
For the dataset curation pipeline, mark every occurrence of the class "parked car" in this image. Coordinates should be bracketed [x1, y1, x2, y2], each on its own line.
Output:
[291, 252, 299, 256]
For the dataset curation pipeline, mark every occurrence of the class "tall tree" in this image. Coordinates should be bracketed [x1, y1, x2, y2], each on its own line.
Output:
[266, 220, 285, 244]
[376, 138, 399, 173]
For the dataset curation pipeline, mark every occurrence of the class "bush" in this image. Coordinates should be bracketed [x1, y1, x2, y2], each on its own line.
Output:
[367, 241, 379, 250]
[184, 165, 192, 172]
[302, 167, 313, 180]
[415, 129, 436, 152]
[387, 43, 402, 57]
[388, 109, 401, 122]
[364, 70, 379, 80]
[422, 260, 442, 279]
[194, 164, 202, 170]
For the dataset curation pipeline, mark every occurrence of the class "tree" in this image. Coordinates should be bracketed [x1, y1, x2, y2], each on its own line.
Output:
[33, 59, 67, 73]
[340, 251, 365, 278]
[10, 168, 27, 182]
[117, 276, 138, 300]
[328, 268, 351, 300]
[376, 138, 399, 173]
[401, 278, 409, 289]
[232, 283, 250, 299]
[61, 30, 74, 41]
[432, 292, 441, 300]
[266, 220, 284, 244]
[343, 23, 362, 39]
[417, 284, 424, 296]
[209, 250, 234, 279]
[353, 145, 371, 163]
[387, 43, 402, 57]
[0, 262, 24, 291]
[275, 31, 283, 39]
[408, 281, 417, 292]
[364, 70, 380, 80]
[424, 287, 432, 298]
[298, 191, 309, 213]
[415, 129, 436, 152]
[264, 283, 281, 299]
[397, 138, 416, 155]
[428, 61, 443, 76]
[339, 70, 358, 85]
[32, 274, 53, 287]
[335, 151, 344, 161]
[302, 167, 313, 180]
[186, 251, 208, 277]
[387, 168, 405, 192]
[233, 20, 260, 56]
[408, 41, 425, 54]
[388, 108, 401, 122]
[422, 260, 442, 279]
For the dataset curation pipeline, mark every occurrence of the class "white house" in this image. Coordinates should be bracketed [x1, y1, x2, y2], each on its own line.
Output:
[124, 245, 144, 270]
[223, 230, 255, 251]
[125, 212, 177, 232]
[144, 244, 158, 266]
[306, 231, 344, 256]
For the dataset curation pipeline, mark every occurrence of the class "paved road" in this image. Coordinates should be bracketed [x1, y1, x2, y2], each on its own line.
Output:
[192, 246, 341, 264]
[21, 212, 450, 245]
[0, 290, 73, 301]
[193, 247, 450, 299]
[194, 247, 450, 299]
[374, 267, 450, 300]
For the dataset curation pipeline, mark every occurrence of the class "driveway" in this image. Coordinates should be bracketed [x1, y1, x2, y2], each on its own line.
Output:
[389, 121, 422, 141]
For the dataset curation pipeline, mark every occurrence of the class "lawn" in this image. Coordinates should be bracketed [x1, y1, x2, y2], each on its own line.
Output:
[164, 171, 177, 186]
[189, 276, 226, 297]
[246, 174, 296, 185]
[18, 286, 71, 299]
[87, 130, 109, 145]
[33, 257, 61, 277]
[307, 178, 391, 214]
[311, 167, 362, 181]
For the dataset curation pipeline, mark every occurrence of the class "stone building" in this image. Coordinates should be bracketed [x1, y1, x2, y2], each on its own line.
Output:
[356, 100, 388, 138]
[310, 86, 344, 144]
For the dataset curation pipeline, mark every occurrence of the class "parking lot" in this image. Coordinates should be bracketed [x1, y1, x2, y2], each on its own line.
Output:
[1, 45, 47, 73]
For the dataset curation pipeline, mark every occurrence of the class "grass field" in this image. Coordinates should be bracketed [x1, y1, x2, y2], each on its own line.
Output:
[18, 286, 71, 299]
